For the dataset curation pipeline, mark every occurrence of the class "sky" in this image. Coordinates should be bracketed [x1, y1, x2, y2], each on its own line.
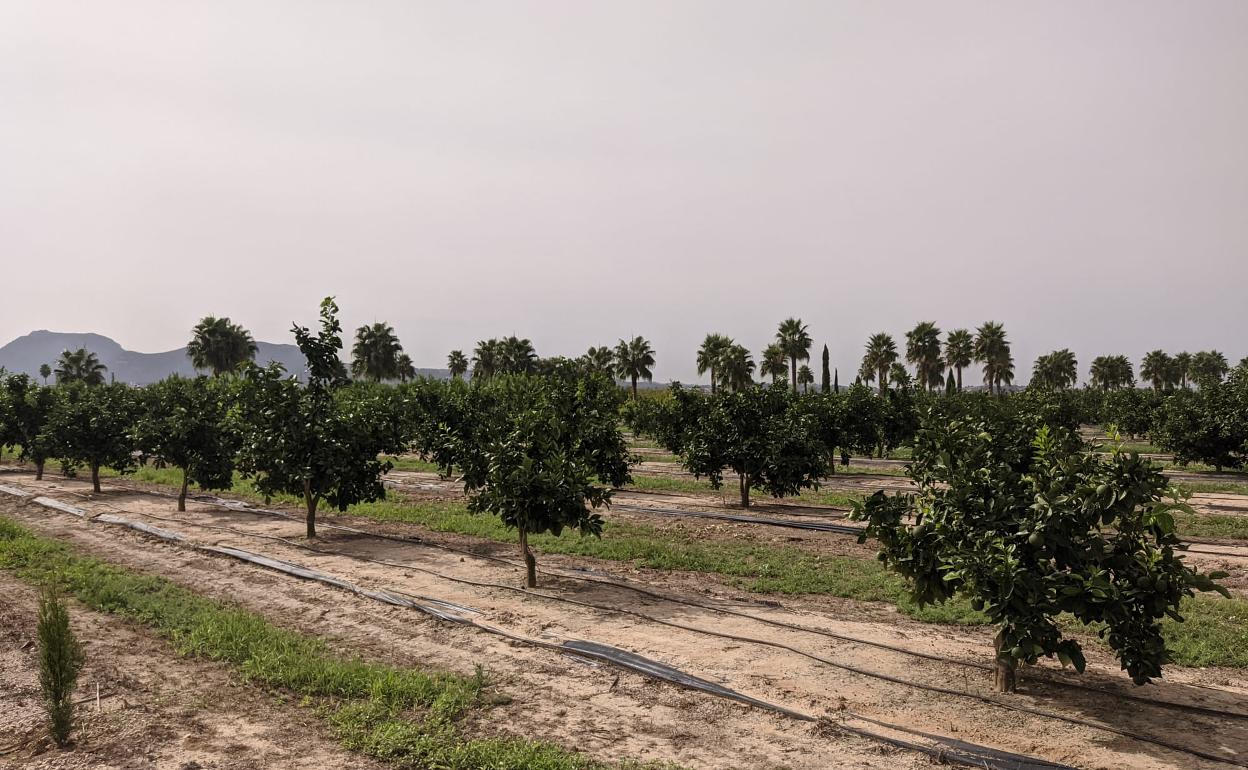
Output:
[2, 1, 1246, 386]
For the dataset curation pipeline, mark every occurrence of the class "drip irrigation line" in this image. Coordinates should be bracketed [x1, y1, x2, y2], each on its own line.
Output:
[8, 476, 1248, 725]
[5, 489, 1079, 770]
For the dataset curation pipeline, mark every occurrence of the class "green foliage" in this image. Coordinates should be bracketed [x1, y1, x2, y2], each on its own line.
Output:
[453, 365, 632, 585]
[1152, 365, 1248, 471]
[38, 586, 84, 747]
[655, 384, 828, 507]
[350, 322, 410, 382]
[614, 336, 655, 399]
[1089, 354, 1134, 391]
[1031, 349, 1078, 390]
[973, 321, 1013, 394]
[1099, 387, 1164, 438]
[47, 381, 141, 491]
[853, 416, 1227, 690]
[186, 316, 257, 377]
[135, 376, 239, 509]
[775, 318, 812, 394]
[233, 299, 405, 535]
[905, 321, 944, 391]
[54, 348, 108, 386]
[0, 374, 57, 475]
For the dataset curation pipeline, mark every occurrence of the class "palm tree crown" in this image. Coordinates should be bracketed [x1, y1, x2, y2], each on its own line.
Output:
[860, 333, 898, 394]
[1031, 349, 1078, 390]
[905, 321, 944, 391]
[760, 344, 787, 385]
[187, 316, 257, 376]
[54, 348, 108, 386]
[944, 329, 974, 392]
[350, 322, 407, 382]
[797, 364, 815, 393]
[776, 318, 812, 394]
[718, 344, 755, 393]
[447, 350, 469, 379]
[1140, 350, 1175, 390]
[1089, 355, 1134, 390]
[974, 321, 1013, 395]
[580, 346, 616, 377]
[614, 336, 655, 399]
[1190, 350, 1229, 386]
[696, 333, 732, 394]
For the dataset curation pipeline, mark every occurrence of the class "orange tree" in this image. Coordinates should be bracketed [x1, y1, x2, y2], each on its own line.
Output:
[852, 401, 1226, 693]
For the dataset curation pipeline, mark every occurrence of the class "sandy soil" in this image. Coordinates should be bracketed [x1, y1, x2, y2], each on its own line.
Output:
[0, 573, 385, 770]
[3, 470, 1248, 769]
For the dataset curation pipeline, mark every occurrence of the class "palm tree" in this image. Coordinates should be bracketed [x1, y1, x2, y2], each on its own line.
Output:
[1140, 350, 1173, 391]
[350, 322, 405, 382]
[944, 329, 974, 392]
[614, 336, 655, 399]
[38, 363, 51, 385]
[1031, 349, 1078, 390]
[500, 336, 537, 374]
[54, 348, 108, 386]
[776, 318, 812, 394]
[1173, 351, 1192, 388]
[472, 339, 502, 379]
[581, 346, 616, 377]
[1191, 350, 1229, 386]
[888, 362, 912, 390]
[905, 321, 944, 391]
[395, 354, 416, 382]
[860, 333, 898, 394]
[797, 364, 815, 393]
[719, 344, 755, 392]
[1089, 355, 1134, 390]
[760, 344, 787, 385]
[696, 333, 732, 394]
[186, 316, 258, 377]
[447, 350, 469, 379]
[974, 321, 1013, 395]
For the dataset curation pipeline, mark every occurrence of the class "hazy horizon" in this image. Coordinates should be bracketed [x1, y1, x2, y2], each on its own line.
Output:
[3, 2, 1246, 386]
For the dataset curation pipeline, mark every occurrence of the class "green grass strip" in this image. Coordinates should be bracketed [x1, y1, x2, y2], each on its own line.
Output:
[0, 516, 674, 770]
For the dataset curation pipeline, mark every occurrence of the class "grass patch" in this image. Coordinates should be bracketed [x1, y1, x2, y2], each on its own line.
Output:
[1174, 512, 1248, 541]
[0, 517, 673, 770]
[343, 499, 977, 624]
[1174, 480, 1248, 496]
[383, 455, 447, 474]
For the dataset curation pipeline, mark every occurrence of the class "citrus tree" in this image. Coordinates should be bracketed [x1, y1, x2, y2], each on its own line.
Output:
[135, 376, 238, 511]
[47, 382, 140, 492]
[852, 406, 1227, 693]
[233, 298, 406, 537]
[455, 364, 632, 587]
[1, 375, 60, 480]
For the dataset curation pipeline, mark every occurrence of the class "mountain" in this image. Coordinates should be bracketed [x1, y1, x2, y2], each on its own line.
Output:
[0, 330, 448, 385]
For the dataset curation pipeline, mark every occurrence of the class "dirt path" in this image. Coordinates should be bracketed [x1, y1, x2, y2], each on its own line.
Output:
[4, 473, 1248, 769]
[0, 573, 386, 770]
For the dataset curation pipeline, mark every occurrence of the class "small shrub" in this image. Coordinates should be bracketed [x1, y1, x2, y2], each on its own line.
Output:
[38, 587, 84, 747]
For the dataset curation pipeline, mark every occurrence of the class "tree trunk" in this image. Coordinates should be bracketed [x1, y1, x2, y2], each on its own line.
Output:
[519, 526, 537, 588]
[91, 462, 101, 493]
[631, 376, 638, 400]
[710, 366, 716, 395]
[956, 366, 963, 392]
[303, 480, 318, 539]
[790, 358, 798, 394]
[993, 629, 1017, 693]
[739, 473, 750, 508]
[35, 459, 45, 481]
[178, 469, 189, 512]
[878, 367, 887, 395]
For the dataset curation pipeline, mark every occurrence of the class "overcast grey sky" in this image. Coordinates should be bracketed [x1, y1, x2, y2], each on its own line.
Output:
[2, 1, 1246, 385]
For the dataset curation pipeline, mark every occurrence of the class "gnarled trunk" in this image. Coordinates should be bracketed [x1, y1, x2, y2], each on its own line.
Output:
[303, 479, 318, 539]
[178, 469, 189, 512]
[519, 526, 537, 587]
[993, 628, 1017, 693]
[35, 459, 45, 481]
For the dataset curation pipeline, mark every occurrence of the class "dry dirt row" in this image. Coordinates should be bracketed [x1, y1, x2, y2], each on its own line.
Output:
[3, 471, 1248, 769]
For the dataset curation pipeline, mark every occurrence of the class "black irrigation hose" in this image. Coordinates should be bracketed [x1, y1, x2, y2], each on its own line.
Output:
[62, 474, 1248, 722]
[9, 473, 1248, 724]
[5, 491, 1078, 770]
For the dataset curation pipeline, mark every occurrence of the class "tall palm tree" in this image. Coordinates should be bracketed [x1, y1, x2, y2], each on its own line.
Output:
[1089, 355, 1134, 390]
[350, 322, 405, 382]
[944, 329, 974, 392]
[776, 318, 812, 394]
[860, 333, 898, 394]
[581, 346, 615, 377]
[1031, 349, 1078, 390]
[54, 348, 107, 386]
[905, 321, 944, 391]
[500, 336, 537, 374]
[719, 344, 755, 392]
[797, 364, 815, 393]
[395, 353, 417, 382]
[1191, 350, 1229, 386]
[38, 363, 51, 385]
[186, 316, 258, 376]
[472, 339, 502, 379]
[888, 362, 912, 390]
[447, 350, 469, 379]
[1173, 351, 1192, 389]
[1140, 350, 1173, 391]
[614, 336, 655, 399]
[696, 334, 732, 394]
[760, 344, 787, 385]
[974, 321, 1012, 395]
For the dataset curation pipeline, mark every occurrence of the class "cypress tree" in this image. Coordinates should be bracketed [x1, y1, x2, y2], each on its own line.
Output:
[834, 368, 840, 393]
[821, 345, 831, 393]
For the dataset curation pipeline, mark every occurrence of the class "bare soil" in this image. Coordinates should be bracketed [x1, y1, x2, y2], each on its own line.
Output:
[4, 470, 1248, 769]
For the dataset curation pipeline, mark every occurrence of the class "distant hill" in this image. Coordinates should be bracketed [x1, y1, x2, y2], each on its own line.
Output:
[0, 330, 451, 385]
